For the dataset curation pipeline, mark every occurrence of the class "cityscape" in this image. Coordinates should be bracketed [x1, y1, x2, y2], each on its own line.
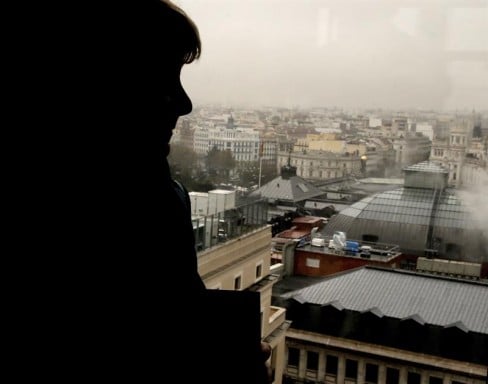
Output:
[169, 104, 488, 384]
[172, 1, 487, 384]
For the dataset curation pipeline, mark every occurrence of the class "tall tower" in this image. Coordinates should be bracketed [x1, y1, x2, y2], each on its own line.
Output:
[226, 114, 235, 129]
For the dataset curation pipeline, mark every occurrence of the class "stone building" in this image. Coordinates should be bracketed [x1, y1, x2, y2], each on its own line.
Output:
[277, 150, 362, 181]
[273, 266, 488, 384]
[430, 119, 471, 187]
[191, 197, 290, 384]
[193, 115, 262, 162]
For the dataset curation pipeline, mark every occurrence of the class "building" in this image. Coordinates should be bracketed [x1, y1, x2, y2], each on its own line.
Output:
[322, 161, 488, 262]
[374, 117, 432, 175]
[430, 119, 471, 187]
[391, 133, 431, 173]
[191, 196, 290, 384]
[268, 212, 409, 277]
[277, 149, 363, 181]
[250, 163, 326, 220]
[270, 216, 328, 264]
[462, 140, 488, 188]
[430, 118, 488, 189]
[290, 238, 407, 277]
[280, 132, 397, 180]
[273, 266, 488, 384]
[259, 133, 279, 177]
[193, 115, 262, 162]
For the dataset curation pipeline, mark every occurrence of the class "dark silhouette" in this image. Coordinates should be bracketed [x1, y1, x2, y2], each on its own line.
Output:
[28, 1, 271, 382]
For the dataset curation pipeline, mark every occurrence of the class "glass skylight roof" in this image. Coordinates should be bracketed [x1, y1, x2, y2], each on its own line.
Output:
[341, 187, 470, 228]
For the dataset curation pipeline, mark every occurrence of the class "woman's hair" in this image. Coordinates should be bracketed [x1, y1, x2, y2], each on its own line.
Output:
[160, 0, 201, 64]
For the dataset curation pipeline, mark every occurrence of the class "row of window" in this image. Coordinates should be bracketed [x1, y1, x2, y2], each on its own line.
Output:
[287, 159, 350, 167]
[433, 149, 444, 157]
[287, 348, 469, 384]
[451, 135, 466, 145]
[207, 141, 260, 147]
[298, 170, 345, 179]
[233, 263, 263, 290]
[433, 148, 471, 159]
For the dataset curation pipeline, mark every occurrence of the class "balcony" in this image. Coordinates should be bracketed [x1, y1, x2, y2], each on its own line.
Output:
[268, 305, 287, 334]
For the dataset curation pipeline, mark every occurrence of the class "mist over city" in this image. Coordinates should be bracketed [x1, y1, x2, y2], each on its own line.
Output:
[178, 0, 487, 111]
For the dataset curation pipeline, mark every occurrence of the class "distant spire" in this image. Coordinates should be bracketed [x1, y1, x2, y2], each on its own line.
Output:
[226, 114, 235, 129]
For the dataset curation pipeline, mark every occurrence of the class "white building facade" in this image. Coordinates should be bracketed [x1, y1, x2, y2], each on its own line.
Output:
[193, 124, 261, 162]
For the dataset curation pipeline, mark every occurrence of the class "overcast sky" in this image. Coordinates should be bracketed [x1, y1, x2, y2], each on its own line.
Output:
[176, 0, 488, 111]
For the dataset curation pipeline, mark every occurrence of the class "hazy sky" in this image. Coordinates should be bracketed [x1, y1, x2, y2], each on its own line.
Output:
[176, 0, 488, 110]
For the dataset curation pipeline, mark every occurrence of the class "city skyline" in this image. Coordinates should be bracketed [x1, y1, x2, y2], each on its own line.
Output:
[177, 0, 488, 111]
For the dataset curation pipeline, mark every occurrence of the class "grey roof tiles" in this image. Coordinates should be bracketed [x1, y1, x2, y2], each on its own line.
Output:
[282, 267, 488, 334]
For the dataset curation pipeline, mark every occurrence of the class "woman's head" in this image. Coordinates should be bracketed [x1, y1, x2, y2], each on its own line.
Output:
[155, 0, 201, 156]
[160, 0, 201, 65]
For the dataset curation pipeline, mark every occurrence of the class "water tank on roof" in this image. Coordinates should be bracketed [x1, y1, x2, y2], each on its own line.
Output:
[332, 231, 346, 248]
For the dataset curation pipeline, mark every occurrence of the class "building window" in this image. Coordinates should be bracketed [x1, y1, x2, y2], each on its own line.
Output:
[234, 275, 242, 290]
[306, 351, 319, 371]
[345, 359, 358, 379]
[288, 347, 299, 367]
[365, 363, 378, 383]
[429, 377, 442, 384]
[386, 368, 399, 384]
[325, 355, 338, 375]
[408, 372, 421, 384]
[255, 263, 262, 279]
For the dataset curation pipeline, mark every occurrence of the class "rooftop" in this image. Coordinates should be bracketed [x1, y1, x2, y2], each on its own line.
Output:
[403, 161, 449, 174]
[278, 266, 488, 334]
[251, 175, 324, 203]
[296, 240, 402, 262]
[325, 186, 476, 231]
